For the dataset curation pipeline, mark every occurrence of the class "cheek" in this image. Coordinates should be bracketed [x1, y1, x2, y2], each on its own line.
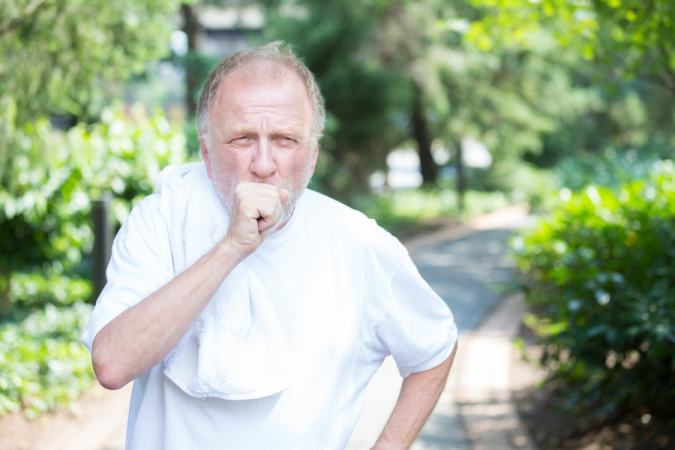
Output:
[283, 150, 314, 174]
[216, 148, 251, 177]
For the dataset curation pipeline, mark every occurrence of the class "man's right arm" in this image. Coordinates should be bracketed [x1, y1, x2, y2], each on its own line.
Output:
[92, 238, 242, 390]
[92, 182, 288, 390]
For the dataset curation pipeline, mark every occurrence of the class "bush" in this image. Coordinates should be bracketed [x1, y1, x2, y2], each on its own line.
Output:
[513, 160, 675, 417]
[0, 302, 94, 418]
[0, 102, 188, 315]
[10, 273, 92, 311]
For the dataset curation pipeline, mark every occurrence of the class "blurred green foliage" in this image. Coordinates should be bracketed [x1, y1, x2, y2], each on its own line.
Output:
[512, 162, 675, 416]
[0, 302, 93, 418]
[259, 0, 675, 203]
[0, 106, 82, 277]
[356, 187, 510, 238]
[389, 1, 595, 189]
[8, 273, 92, 313]
[0, 0, 191, 317]
[0, 103, 187, 288]
[0, 0, 189, 123]
[468, 0, 675, 91]
[554, 148, 660, 192]
[64, 102, 188, 227]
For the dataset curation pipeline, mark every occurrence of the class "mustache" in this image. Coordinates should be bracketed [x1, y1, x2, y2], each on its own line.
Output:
[236, 177, 289, 190]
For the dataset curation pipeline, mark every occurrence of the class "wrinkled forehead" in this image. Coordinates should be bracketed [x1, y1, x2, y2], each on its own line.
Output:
[211, 61, 313, 120]
[227, 60, 295, 86]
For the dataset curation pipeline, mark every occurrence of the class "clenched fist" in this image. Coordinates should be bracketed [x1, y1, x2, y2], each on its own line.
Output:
[224, 182, 290, 260]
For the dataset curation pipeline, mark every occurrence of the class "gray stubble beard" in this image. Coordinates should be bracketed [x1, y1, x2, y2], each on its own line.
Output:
[209, 158, 314, 235]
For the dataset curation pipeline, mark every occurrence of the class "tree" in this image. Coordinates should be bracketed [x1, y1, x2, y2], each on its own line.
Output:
[0, 0, 189, 124]
[467, 0, 675, 93]
[182, 2, 201, 117]
[258, 0, 672, 200]
[370, 0, 596, 197]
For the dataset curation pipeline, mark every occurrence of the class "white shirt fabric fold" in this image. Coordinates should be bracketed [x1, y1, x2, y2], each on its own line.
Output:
[81, 167, 458, 450]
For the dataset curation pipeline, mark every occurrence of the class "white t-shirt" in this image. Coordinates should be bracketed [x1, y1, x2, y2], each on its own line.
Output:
[81, 188, 458, 450]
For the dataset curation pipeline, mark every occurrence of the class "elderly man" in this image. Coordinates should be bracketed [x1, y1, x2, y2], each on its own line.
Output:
[82, 42, 458, 450]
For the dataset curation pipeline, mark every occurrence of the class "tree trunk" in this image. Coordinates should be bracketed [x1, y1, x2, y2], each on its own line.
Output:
[182, 3, 199, 118]
[411, 84, 437, 185]
[1, 268, 11, 316]
[455, 140, 466, 211]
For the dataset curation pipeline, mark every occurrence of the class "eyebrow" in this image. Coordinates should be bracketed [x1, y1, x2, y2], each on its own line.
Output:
[222, 126, 305, 137]
[222, 126, 251, 136]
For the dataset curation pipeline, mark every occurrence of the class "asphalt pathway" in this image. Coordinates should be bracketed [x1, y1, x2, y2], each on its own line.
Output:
[412, 227, 515, 332]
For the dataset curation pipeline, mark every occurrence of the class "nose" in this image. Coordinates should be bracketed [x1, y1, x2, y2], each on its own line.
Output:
[249, 138, 277, 179]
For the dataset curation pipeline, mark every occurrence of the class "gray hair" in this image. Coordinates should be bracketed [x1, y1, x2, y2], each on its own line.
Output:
[195, 41, 325, 143]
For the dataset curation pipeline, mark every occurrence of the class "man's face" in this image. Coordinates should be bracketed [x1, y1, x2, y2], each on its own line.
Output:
[201, 65, 319, 232]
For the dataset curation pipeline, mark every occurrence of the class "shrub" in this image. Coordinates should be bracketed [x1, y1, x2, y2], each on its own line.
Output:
[10, 272, 92, 311]
[0, 302, 94, 418]
[513, 160, 675, 417]
[0, 102, 188, 314]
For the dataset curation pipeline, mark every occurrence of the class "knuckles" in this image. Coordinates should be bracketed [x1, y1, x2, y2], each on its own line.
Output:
[233, 183, 281, 213]
[230, 183, 283, 239]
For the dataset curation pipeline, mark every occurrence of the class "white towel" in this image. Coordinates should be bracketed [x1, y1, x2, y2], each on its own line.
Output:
[157, 162, 294, 400]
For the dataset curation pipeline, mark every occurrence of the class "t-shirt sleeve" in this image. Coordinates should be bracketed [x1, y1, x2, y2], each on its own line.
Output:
[80, 195, 173, 354]
[374, 252, 458, 378]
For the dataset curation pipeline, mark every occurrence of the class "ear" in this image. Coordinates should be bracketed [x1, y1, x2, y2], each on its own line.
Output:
[309, 142, 320, 177]
[199, 131, 213, 179]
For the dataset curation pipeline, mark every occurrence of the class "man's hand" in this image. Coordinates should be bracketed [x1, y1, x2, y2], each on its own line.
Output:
[226, 182, 289, 260]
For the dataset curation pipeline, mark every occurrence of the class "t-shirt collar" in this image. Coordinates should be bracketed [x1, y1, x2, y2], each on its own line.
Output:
[259, 189, 307, 249]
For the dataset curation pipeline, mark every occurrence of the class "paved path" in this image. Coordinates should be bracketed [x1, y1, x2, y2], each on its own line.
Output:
[456, 292, 536, 450]
[347, 205, 533, 450]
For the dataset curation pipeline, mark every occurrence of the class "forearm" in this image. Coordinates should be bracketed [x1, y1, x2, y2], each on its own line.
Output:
[92, 238, 243, 390]
[372, 342, 458, 450]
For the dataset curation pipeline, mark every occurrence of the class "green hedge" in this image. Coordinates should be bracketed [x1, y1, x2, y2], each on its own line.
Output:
[8, 272, 92, 311]
[513, 161, 675, 416]
[0, 302, 94, 418]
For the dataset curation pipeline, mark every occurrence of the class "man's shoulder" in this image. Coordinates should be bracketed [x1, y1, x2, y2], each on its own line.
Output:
[303, 189, 360, 216]
[303, 189, 376, 230]
[303, 189, 404, 255]
[117, 192, 165, 242]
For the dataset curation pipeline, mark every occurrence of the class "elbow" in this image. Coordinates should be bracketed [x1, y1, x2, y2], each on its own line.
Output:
[93, 355, 128, 391]
[94, 366, 128, 391]
[92, 340, 129, 391]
